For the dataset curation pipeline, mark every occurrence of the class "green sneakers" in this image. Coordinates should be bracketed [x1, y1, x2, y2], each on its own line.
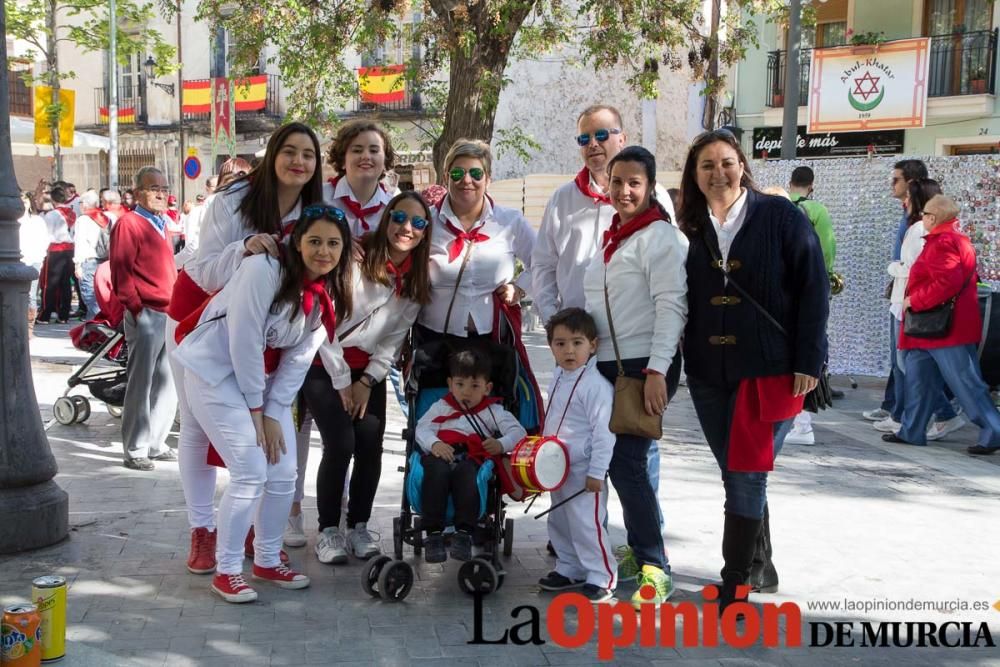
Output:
[630, 564, 673, 609]
[615, 545, 640, 579]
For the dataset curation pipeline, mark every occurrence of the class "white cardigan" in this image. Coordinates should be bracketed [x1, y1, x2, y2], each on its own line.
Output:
[173, 254, 334, 418]
[543, 357, 615, 480]
[583, 218, 689, 374]
[888, 222, 927, 321]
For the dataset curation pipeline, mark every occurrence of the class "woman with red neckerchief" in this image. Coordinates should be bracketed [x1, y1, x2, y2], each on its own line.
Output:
[322, 120, 400, 238]
[582, 145, 689, 610]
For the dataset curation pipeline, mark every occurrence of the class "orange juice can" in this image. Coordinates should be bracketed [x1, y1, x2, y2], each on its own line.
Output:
[31, 577, 66, 662]
[1, 603, 42, 666]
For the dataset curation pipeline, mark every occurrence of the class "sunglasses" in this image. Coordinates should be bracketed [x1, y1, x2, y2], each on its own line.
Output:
[575, 128, 621, 147]
[449, 167, 485, 182]
[302, 204, 347, 222]
[389, 209, 429, 230]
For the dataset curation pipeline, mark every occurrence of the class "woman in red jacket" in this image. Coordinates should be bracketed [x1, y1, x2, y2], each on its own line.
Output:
[886, 195, 1000, 454]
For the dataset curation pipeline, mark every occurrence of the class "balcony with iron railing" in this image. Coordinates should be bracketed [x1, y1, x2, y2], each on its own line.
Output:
[765, 28, 998, 107]
[93, 85, 147, 126]
[181, 74, 282, 122]
[348, 86, 426, 116]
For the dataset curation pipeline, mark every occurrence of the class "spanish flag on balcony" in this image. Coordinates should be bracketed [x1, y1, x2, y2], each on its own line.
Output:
[98, 106, 136, 124]
[183, 75, 268, 114]
[358, 65, 405, 104]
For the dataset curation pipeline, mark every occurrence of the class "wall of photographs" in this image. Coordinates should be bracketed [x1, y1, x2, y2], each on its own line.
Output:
[752, 154, 1000, 377]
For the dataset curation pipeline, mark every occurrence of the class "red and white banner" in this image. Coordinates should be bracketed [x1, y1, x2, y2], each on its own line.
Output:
[211, 78, 237, 164]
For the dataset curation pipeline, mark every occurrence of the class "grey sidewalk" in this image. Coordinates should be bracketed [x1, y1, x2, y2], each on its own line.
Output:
[2, 323, 999, 666]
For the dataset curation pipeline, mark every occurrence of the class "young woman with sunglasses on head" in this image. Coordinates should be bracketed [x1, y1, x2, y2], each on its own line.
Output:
[324, 120, 399, 237]
[166, 122, 335, 578]
[287, 192, 433, 564]
[172, 207, 353, 603]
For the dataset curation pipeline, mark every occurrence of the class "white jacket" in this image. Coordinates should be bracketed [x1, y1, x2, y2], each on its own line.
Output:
[172, 254, 331, 419]
[318, 264, 421, 386]
[174, 202, 209, 269]
[72, 213, 102, 264]
[532, 177, 673, 323]
[419, 196, 536, 336]
[185, 182, 302, 294]
[323, 178, 398, 237]
[583, 217, 689, 374]
[415, 396, 526, 454]
[543, 357, 615, 480]
[888, 222, 928, 321]
[43, 209, 73, 244]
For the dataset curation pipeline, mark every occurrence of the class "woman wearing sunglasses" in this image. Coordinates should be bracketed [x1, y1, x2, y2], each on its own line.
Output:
[417, 139, 537, 345]
[172, 206, 353, 603]
[290, 192, 433, 564]
[166, 122, 336, 579]
[323, 120, 399, 237]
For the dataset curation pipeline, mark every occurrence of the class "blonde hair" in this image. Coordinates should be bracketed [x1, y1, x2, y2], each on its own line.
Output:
[443, 139, 492, 176]
[924, 194, 960, 224]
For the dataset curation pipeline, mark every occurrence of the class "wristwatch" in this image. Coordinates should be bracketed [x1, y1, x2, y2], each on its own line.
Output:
[360, 372, 377, 388]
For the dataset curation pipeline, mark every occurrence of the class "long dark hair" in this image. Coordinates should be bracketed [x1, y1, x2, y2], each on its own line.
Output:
[606, 145, 670, 221]
[676, 129, 757, 236]
[906, 178, 942, 225]
[224, 122, 324, 235]
[272, 209, 354, 324]
[361, 191, 433, 305]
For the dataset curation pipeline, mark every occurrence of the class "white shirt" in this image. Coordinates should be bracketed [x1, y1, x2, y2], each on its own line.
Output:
[43, 208, 73, 244]
[186, 182, 301, 294]
[419, 196, 537, 336]
[543, 357, 615, 480]
[19, 212, 49, 266]
[317, 264, 421, 386]
[415, 395, 526, 454]
[323, 177, 397, 238]
[174, 201, 209, 269]
[888, 222, 928, 320]
[708, 189, 749, 267]
[583, 217, 689, 374]
[533, 176, 674, 323]
[172, 254, 330, 418]
[73, 212, 103, 264]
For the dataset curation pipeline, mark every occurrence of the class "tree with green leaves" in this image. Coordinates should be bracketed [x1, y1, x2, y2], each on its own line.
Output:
[200, 0, 791, 176]
[4, 0, 175, 179]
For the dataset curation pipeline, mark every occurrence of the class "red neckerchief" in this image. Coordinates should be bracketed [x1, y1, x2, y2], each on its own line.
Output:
[432, 393, 502, 424]
[574, 167, 611, 205]
[55, 205, 77, 229]
[329, 176, 383, 232]
[302, 278, 336, 341]
[435, 429, 491, 464]
[88, 210, 110, 229]
[443, 219, 490, 263]
[602, 205, 663, 263]
[386, 254, 413, 296]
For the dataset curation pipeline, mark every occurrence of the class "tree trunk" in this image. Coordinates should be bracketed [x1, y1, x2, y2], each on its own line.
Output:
[46, 0, 61, 180]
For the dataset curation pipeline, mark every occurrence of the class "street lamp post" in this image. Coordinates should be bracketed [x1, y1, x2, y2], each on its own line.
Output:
[0, 2, 69, 553]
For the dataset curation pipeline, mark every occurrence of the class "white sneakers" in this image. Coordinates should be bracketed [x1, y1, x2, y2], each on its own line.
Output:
[783, 426, 815, 445]
[926, 415, 966, 441]
[283, 513, 307, 548]
[315, 526, 348, 564]
[862, 408, 891, 422]
[873, 417, 902, 433]
[346, 522, 381, 559]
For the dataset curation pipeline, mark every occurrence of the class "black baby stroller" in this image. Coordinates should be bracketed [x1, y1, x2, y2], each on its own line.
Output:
[54, 262, 128, 425]
[362, 336, 527, 602]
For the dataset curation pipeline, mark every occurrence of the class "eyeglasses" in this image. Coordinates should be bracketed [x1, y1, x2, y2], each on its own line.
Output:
[389, 209, 429, 230]
[575, 128, 621, 147]
[142, 186, 170, 194]
[449, 167, 485, 182]
[302, 204, 347, 222]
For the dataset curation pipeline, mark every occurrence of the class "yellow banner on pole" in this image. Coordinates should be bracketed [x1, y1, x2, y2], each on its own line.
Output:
[33, 86, 75, 147]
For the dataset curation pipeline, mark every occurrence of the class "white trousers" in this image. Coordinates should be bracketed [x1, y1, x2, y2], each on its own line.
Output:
[547, 465, 618, 590]
[167, 317, 218, 530]
[186, 372, 298, 575]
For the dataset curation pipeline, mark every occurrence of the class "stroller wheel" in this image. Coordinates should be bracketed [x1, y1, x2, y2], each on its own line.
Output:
[71, 396, 91, 423]
[107, 404, 123, 418]
[53, 397, 77, 425]
[362, 555, 392, 598]
[377, 560, 414, 602]
[458, 558, 499, 596]
[503, 518, 514, 557]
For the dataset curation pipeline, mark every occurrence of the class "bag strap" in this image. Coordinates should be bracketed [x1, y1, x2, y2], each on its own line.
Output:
[703, 234, 790, 339]
[602, 267, 625, 377]
[337, 290, 396, 343]
[443, 241, 474, 334]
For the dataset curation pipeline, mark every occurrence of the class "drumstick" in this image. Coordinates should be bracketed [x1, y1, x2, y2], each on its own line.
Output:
[458, 401, 488, 439]
[534, 488, 588, 519]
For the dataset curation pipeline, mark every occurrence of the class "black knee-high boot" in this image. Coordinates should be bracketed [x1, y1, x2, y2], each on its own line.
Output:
[720, 513, 763, 613]
[749, 504, 778, 593]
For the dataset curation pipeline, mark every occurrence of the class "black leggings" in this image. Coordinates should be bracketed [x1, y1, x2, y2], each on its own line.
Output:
[302, 365, 387, 531]
[420, 455, 480, 533]
[40, 249, 74, 321]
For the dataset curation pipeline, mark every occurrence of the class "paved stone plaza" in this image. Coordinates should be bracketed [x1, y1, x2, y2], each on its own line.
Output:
[2, 324, 999, 666]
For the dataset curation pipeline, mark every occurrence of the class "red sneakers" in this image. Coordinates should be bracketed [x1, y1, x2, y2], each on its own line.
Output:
[187, 527, 217, 575]
[211, 573, 258, 603]
[252, 563, 311, 589]
[244, 526, 290, 564]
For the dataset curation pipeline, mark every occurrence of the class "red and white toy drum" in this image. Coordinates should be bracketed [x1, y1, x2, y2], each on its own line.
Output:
[511, 436, 570, 494]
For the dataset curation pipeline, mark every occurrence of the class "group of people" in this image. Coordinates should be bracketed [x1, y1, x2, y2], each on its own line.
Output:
[31, 102, 993, 615]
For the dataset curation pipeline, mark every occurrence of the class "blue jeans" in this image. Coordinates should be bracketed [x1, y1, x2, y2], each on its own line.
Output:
[597, 358, 668, 571]
[891, 331, 956, 424]
[687, 377, 794, 520]
[647, 442, 663, 528]
[898, 345, 1000, 447]
[388, 364, 408, 418]
[79, 258, 99, 318]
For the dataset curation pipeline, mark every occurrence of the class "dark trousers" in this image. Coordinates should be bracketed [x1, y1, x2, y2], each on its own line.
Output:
[39, 248, 74, 321]
[302, 365, 387, 530]
[420, 455, 480, 533]
[596, 357, 668, 571]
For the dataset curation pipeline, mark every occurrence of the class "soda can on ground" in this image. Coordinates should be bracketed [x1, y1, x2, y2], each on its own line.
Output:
[30, 576, 66, 662]
[1, 603, 42, 667]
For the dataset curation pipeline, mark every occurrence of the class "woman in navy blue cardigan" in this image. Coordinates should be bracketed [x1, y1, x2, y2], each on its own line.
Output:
[676, 130, 829, 613]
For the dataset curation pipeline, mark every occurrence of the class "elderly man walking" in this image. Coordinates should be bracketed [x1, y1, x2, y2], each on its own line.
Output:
[110, 167, 178, 470]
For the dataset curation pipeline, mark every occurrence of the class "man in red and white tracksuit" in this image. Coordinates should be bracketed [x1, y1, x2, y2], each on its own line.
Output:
[37, 186, 76, 323]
